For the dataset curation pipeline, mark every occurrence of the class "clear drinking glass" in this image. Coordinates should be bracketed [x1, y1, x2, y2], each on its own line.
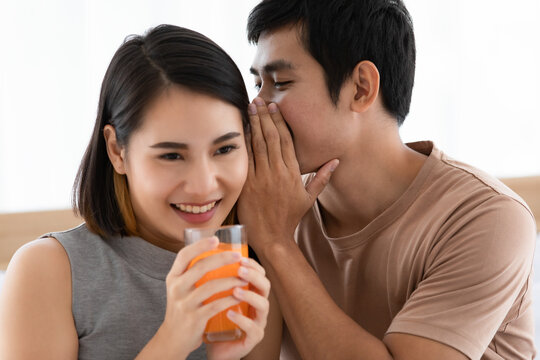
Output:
[184, 225, 248, 343]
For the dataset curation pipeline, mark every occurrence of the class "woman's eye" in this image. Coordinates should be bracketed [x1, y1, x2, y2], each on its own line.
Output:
[215, 145, 238, 155]
[160, 153, 183, 160]
[254, 82, 262, 91]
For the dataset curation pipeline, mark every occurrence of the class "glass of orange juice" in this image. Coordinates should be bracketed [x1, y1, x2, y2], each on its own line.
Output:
[184, 225, 249, 343]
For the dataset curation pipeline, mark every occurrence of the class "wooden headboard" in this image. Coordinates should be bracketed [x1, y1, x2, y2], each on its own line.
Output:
[500, 176, 540, 232]
[0, 176, 538, 271]
[0, 209, 82, 270]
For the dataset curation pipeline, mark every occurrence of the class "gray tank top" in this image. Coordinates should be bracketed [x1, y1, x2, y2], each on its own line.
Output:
[44, 224, 206, 360]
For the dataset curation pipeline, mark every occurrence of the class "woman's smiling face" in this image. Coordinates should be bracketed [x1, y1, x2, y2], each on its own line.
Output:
[109, 85, 248, 252]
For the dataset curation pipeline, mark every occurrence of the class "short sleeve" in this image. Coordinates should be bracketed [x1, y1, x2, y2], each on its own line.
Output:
[387, 195, 536, 359]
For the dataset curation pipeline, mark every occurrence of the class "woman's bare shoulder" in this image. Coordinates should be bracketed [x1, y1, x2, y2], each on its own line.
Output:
[7, 236, 70, 278]
[0, 237, 77, 359]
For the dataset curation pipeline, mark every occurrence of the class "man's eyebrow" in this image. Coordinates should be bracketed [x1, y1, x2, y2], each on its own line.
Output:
[149, 132, 241, 149]
[250, 59, 295, 76]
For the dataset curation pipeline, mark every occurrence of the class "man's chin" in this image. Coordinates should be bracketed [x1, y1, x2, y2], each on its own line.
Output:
[296, 151, 329, 174]
[299, 162, 321, 175]
[299, 157, 337, 175]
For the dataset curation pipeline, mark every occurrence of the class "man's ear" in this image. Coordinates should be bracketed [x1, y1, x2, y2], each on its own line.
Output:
[351, 60, 380, 113]
[103, 124, 127, 174]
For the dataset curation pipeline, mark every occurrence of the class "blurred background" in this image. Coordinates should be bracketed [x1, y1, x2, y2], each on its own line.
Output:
[1, 0, 539, 213]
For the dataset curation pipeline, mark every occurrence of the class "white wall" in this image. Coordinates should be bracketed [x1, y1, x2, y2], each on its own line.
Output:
[1, 0, 539, 213]
[0, 0, 259, 213]
[403, 0, 540, 176]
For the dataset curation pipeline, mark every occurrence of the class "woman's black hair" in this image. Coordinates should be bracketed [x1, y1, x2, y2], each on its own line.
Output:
[73, 24, 249, 237]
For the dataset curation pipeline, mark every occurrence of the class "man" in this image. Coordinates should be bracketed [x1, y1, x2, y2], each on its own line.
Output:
[238, 0, 537, 359]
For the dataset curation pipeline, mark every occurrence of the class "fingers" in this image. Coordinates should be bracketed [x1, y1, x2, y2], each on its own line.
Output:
[226, 307, 264, 347]
[238, 258, 270, 297]
[305, 159, 340, 201]
[168, 241, 243, 301]
[191, 276, 247, 305]
[253, 98, 283, 169]
[233, 287, 269, 324]
[267, 102, 298, 170]
[241, 257, 266, 276]
[244, 130, 255, 177]
[249, 98, 299, 174]
[226, 282, 269, 347]
[198, 295, 242, 323]
[235, 258, 271, 325]
[180, 250, 242, 291]
[248, 102, 269, 170]
[168, 237, 219, 278]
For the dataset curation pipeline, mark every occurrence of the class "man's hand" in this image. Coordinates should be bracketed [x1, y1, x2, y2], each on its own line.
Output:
[237, 98, 339, 252]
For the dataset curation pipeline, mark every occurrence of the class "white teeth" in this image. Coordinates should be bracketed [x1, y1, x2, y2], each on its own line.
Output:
[174, 201, 217, 214]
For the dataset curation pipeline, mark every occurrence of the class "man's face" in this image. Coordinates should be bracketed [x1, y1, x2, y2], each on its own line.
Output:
[250, 25, 356, 174]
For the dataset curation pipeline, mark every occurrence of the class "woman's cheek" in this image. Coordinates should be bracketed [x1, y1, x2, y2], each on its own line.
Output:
[229, 152, 249, 191]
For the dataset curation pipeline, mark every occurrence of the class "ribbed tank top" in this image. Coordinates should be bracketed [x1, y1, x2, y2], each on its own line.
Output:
[43, 224, 206, 359]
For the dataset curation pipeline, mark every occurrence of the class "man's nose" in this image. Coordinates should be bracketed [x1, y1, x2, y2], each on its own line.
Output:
[255, 86, 273, 105]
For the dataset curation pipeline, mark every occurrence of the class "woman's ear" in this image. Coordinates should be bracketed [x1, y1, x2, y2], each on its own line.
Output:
[351, 60, 380, 113]
[103, 125, 127, 174]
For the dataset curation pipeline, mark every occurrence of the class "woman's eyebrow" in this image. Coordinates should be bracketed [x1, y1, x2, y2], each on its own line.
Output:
[149, 132, 241, 149]
[150, 142, 188, 149]
[213, 132, 241, 145]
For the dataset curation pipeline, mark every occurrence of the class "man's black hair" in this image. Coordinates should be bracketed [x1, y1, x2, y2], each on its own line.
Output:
[248, 0, 416, 126]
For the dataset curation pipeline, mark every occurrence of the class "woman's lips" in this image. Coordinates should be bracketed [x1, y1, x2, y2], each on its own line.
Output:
[171, 200, 221, 224]
[173, 200, 217, 214]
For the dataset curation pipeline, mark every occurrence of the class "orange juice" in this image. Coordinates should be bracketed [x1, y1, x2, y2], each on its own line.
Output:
[188, 243, 249, 343]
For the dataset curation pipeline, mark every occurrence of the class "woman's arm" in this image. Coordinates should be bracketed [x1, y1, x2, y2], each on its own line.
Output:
[0, 237, 78, 359]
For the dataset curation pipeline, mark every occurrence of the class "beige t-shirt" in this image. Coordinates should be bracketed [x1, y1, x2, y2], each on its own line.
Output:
[282, 141, 537, 360]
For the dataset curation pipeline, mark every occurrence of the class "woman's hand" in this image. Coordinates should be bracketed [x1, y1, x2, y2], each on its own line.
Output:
[138, 237, 249, 359]
[206, 257, 271, 360]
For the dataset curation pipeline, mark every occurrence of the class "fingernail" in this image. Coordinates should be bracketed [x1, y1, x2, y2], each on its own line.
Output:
[240, 258, 250, 266]
[227, 309, 237, 319]
[248, 103, 257, 115]
[208, 236, 219, 246]
[329, 159, 339, 172]
[238, 266, 248, 276]
[234, 287, 245, 297]
[268, 103, 278, 113]
[253, 97, 265, 106]
[232, 252, 241, 259]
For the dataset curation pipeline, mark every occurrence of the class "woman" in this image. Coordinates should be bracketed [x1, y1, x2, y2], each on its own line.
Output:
[0, 25, 272, 360]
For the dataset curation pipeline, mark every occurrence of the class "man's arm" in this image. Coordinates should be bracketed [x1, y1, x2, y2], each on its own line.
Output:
[238, 99, 469, 360]
[243, 290, 283, 360]
[258, 235, 468, 360]
[260, 239, 394, 359]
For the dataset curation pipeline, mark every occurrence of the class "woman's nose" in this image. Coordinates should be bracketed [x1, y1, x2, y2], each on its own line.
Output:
[182, 159, 218, 197]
